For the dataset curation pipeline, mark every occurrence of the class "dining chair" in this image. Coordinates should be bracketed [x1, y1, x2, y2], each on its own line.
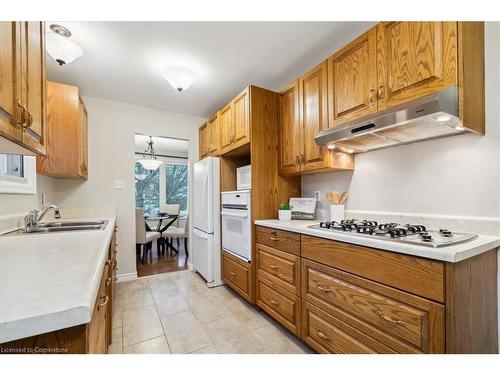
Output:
[161, 215, 189, 258]
[135, 208, 161, 264]
[159, 203, 181, 251]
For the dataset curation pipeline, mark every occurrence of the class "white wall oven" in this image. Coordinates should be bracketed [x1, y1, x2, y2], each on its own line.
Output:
[221, 190, 251, 261]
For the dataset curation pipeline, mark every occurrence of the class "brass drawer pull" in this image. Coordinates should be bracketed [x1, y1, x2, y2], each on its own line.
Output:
[106, 277, 112, 288]
[267, 298, 279, 306]
[376, 310, 406, 326]
[316, 329, 331, 341]
[315, 282, 332, 293]
[269, 264, 279, 271]
[97, 295, 109, 310]
[230, 271, 237, 276]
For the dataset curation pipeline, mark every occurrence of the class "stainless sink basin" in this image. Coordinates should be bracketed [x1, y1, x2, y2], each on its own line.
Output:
[3, 220, 108, 236]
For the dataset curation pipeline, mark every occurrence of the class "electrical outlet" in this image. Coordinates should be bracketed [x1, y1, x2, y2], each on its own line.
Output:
[314, 191, 321, 201]
[114, 179, 125, 189]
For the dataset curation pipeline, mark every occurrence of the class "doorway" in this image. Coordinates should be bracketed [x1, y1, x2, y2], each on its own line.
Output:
[134, 134, 189, 277]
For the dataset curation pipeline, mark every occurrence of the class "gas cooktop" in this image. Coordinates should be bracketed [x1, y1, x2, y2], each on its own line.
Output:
[307, 219, 478, 248]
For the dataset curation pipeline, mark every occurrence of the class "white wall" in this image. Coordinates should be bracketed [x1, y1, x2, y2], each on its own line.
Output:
[48, 97, 205, 277]
[303, 22, 500, 223]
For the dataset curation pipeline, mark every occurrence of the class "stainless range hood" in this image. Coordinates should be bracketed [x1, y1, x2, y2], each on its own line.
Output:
[315, 86, 466, 153]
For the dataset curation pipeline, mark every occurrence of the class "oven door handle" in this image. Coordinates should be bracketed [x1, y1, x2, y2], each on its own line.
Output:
[221, 211, 249, 218]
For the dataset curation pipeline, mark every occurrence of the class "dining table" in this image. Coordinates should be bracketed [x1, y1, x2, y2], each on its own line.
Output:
[144, 213, 180, 252]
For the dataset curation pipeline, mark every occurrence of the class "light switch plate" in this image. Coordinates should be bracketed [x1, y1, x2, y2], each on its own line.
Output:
[314, 191, 321, 201]
[114, 179, 125, 189]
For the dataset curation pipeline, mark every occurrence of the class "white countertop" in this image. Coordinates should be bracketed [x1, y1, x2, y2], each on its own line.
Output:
[0, 208, 116, 344]
[254, 219, 500, 263]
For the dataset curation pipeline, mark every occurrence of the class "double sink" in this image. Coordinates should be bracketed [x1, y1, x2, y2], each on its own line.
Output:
[4, 220, 108, 236]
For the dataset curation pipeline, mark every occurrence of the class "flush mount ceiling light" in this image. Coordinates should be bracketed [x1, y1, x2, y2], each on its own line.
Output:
[46, 24, 84, 66]
[163, 66, 196, 93]
[139, 136, 163, 170]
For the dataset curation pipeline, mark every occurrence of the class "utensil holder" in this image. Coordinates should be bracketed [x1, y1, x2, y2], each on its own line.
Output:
[330, 204, 345, 222]
[278, 210, 292, 221]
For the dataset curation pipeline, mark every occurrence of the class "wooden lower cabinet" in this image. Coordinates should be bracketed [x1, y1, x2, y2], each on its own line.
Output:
[253, 225, 497, 354]
[256, 276, 301, 336]
[222, 250, 252, 303]
[302, 301, 396, 354]
[0, 231, 117, 354]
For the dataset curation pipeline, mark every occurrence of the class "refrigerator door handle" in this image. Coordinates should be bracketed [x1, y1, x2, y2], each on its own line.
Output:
[221, 210, 249, 218]
[193, 227, 210, 239]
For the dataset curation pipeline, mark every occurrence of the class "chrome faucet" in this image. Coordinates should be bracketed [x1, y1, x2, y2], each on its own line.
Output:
[24, 203, 61, 232]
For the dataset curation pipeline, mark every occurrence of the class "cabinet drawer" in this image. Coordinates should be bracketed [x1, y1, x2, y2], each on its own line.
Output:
[302, 301, 395, 354]
[256, 243, 300, 295]
[301, 235, 445, 303]
[256, 226, 300, 255]
[302, 259, 445, 353]
[256, 276, 301, 336]
[222, 250, 252, 302]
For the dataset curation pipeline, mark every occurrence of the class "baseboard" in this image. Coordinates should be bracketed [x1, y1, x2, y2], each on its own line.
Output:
[116, 272, 138, 282]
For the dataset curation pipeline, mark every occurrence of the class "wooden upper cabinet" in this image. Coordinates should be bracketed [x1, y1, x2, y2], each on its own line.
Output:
[218, 103, 233, 154]
[0, 22, 21, 143]
[299, 61, 331, 172]
[37, 82, 88, 179]
[328, 27, 377, 127]
[233, 87, 250, 146]
[208, 113, 219, 156]
[279, 80, 302, 175]
[0, 21, 46, 155]
[78, 98, 88, 178]
[198, 122, 209, 159]
[376, 22, 458, 110]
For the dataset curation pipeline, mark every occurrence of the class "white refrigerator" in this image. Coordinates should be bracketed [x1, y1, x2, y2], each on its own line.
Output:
[192, 156, 223, 287]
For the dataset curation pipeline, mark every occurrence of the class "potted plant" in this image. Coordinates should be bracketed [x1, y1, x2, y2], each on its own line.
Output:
[278, 203, 292, 221]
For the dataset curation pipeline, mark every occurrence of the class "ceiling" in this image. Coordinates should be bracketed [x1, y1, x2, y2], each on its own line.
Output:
[47, 22, 376, 117]
[134, 134, 188, 158]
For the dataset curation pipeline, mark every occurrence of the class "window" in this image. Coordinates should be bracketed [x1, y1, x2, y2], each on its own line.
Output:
[135, 160, 188, 217]
[0, 154, 37, 194]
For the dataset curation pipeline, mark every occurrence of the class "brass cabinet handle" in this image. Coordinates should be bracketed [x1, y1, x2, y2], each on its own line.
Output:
[376, 310, 406, 326]
[230, 271, 237, 276]
[300, 153, 305, 165]
[316, 329, 331, 341]
[105, 259, 111, 266]
[269, 236, 278, 241]
[269, 264, 279, 271]
[267, 298, 279, 306]
[316, 282, 332, 293]
[378, 85, 385, 101]
[369, 88, 376, 106]
[97, 295, 109, 310]
[295, 154, 300, 167]
[106, 277, 112, 288]
[17, 102, 29, 128]
[26, 111, 33, 128]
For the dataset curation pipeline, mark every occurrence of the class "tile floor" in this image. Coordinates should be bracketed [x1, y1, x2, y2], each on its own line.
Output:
[109, 270, 313, 354]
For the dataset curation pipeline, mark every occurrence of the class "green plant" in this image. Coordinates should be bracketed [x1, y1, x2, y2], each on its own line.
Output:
[278, 203, 292, 210]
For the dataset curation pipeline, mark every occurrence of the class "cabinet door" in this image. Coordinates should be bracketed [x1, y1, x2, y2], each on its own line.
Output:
[233, 87, 250, 146]
[20, 21, 46, 155]
[78, 98, 88, 178]
[299, 61, 330, 172]
[328, 27, 377, 127]
[376, 22, 458, 110]
[208, 113, 219, 156]
[218, 103, 234, 154]
[198, 122, 209, 159]
[279, 80, 302, 175]
[0, 22, 22, 142]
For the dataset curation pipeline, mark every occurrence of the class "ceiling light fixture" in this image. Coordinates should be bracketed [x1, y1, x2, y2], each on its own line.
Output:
[139, 136, 163, 170]
[46, 24, 83, 66]
[163, 66, 196, 93]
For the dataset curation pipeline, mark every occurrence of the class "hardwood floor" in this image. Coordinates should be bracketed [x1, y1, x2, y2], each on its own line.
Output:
[137, 240, 188, 277]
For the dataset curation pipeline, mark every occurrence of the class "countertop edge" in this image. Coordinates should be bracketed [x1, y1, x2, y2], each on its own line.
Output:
[254, 220, 500, 263]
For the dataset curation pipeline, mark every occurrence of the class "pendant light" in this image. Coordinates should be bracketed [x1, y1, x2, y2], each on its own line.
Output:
[46, 24, 84, 66]
[139, 136, 163, 170]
